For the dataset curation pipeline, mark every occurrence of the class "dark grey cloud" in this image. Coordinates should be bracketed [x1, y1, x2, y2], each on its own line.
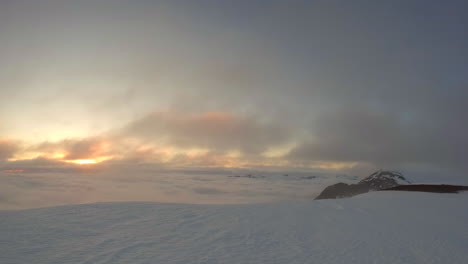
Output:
[121, 111, 291, 154]
[288, 105, 467, 170]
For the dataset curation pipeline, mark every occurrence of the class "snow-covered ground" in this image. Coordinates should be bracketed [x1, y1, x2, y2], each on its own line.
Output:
[1, 191, 467, 264]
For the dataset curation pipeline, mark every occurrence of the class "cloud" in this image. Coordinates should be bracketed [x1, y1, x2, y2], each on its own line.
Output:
[192, 187, 227, 195]
[287, 106, 467, 170]
[32, 137, 111, 160]
[1, 157, 97, 174]
[0, 166, 330, 210]
[0, 139, 19, 161]
[61, 138, 108, 160]
[121, 111, 291, 154]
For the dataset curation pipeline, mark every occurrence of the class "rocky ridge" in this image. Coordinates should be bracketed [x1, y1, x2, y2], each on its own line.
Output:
[315, 170, 410, 200]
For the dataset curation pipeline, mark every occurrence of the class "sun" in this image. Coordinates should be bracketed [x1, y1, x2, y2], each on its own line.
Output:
[63, 155, 113, 165]
[66, 159, 98, 165]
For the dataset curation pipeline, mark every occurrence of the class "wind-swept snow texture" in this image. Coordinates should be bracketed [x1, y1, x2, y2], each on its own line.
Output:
[1, 192, 467, 264]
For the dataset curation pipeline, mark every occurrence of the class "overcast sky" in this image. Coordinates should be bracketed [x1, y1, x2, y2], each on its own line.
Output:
[1, 0, 467, 178]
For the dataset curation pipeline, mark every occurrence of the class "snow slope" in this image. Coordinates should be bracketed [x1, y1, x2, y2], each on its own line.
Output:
[1, 192, 467, 264]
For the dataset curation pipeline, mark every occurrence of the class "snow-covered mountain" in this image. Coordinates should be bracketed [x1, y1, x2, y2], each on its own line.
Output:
[1, 191, 467, 264]
[359, 170, 411, 187]
[315, 170, 410, 199]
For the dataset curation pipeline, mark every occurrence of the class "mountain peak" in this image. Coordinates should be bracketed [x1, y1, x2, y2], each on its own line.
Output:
[359, 170, 411, 186]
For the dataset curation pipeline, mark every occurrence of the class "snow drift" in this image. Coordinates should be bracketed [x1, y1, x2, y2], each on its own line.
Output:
[1, 191, 467, 264]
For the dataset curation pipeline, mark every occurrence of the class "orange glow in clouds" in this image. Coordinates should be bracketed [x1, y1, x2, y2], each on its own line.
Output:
[64, 155, 113, 165]
[66, 159, 98, 165]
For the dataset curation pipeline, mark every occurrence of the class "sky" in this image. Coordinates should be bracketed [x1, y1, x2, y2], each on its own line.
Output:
[0, 0, 467, 208]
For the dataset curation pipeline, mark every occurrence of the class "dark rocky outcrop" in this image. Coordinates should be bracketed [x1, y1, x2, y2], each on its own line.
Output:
[383, 184, 468, 193]
[315, 170, 410, 200]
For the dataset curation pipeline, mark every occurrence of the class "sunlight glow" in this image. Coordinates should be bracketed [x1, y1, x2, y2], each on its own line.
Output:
[66, 159, 97, 165]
